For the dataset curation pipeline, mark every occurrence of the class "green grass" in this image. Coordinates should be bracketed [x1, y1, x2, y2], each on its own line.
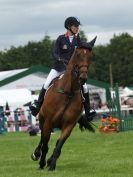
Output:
[0, 125, 133, 177]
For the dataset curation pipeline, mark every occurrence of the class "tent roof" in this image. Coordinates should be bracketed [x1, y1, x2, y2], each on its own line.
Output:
[0, 68, 27, 81]
[0, 66, 50, 88]
[0, 65, 110, 90]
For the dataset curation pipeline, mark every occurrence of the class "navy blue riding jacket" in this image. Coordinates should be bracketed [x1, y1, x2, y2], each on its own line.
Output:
[52, 33, 82, 72]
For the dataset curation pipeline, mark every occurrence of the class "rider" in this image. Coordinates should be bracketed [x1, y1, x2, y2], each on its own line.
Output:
[29, 16, 96, 121]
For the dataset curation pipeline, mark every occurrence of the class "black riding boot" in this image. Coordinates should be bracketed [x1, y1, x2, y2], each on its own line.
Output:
[83, 92, 96, 122]
[29, 87, 46, 116]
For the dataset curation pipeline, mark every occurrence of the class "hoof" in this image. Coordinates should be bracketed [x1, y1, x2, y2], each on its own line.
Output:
[31, 153, 40, 161]
[48, 166, 56, 171]
[38, 167, 44, 170]
[47, 158, 52, 167]
[48, 162, 56, 171]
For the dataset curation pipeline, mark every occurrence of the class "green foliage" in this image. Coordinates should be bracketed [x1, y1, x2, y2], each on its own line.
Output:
[1, 127, 133, 177]
[91, 33, 133, 86]
[0, 35, 53, 71]
[0, 32, 132, 86]
[79, 30, 88, 42]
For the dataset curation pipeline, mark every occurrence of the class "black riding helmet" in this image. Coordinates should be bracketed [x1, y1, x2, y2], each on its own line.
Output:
[64, 16, 81, 29]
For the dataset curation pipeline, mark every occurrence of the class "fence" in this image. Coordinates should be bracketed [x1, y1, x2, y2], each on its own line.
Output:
[0, 106, 5, 134]
[0, 107, 33, 133]
[107, 83, 133, 131]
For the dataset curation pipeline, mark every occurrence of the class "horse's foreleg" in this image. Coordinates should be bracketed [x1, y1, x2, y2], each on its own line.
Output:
[39, 123, 52, 169]
[39, 136, 49, 169]
[31, 134, 43, 161]
[47, 139, 59, 167]
[31, 116, 45, 161]
[48, 125, 74, 171]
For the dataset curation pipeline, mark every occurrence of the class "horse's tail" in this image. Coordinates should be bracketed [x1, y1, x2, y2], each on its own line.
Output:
[78, 115, 95, 133]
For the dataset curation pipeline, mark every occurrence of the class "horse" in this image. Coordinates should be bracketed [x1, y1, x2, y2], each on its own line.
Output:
[31, 36, 97, 171]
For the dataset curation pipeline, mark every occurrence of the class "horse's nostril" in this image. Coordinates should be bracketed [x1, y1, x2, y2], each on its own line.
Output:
[79, 78, 86, 85]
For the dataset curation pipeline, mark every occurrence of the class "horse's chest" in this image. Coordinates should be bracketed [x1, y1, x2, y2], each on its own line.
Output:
[65, 95, 83, 112]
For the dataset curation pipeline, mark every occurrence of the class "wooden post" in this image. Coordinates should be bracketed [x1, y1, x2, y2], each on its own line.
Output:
[115, 83, 122, 131]
[109, 63, 113, 88]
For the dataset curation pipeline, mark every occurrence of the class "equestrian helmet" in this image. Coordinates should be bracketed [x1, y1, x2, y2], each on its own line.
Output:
[64, 16, 81, 29]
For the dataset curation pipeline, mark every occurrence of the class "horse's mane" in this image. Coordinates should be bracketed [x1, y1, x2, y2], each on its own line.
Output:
[66, 48, 81, 71]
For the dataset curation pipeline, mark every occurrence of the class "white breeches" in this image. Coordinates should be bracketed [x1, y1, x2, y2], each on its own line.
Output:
[43, 69, 64, 89]
[43, 69, 88, 93]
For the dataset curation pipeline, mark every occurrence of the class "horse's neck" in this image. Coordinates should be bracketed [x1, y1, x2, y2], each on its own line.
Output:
[56, 53, 79, 92]
[61, 66, 79, 92]
[59, 70, 72, 91]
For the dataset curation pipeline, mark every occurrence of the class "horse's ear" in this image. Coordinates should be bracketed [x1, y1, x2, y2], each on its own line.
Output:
[88, 36, 97, 49]
[78, 36, 97, 50]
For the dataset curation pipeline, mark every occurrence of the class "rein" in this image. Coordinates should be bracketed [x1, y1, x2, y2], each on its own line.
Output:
[56, 63, 89, 98]
[89, 121, 99, 129]
[60, 59, 68, 67]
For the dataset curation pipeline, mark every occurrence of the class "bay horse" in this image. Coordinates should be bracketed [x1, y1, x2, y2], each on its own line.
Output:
[31, 36, 97, 171]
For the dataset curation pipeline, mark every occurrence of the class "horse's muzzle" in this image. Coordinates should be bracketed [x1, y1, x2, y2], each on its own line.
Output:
[79, 75, 87, 85]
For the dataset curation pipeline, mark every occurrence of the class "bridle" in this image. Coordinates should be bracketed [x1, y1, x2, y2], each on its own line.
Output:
[72, 64, 89, 82]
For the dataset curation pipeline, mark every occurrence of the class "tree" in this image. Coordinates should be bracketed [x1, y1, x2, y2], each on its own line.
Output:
[79, 30, 88, 42]
[0, 32, 132, 86]
[91, 33, 133, 86]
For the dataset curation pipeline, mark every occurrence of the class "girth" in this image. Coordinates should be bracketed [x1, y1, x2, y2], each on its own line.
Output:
[56, 88, 75, 98]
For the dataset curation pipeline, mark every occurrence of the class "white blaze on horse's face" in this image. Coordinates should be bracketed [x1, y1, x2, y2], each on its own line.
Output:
[83, 49, 87, 54]
[77, 48, 92, 85]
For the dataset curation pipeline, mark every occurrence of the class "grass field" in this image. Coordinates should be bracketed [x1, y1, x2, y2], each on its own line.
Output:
[0, 125, 133, 177]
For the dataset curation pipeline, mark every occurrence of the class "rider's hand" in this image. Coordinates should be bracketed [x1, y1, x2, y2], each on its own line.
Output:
[58, 58, 63, 61]
[57, 58, 68, 65]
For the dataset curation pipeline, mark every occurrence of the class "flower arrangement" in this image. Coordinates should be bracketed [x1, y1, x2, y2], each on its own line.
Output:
[99, 114, 120, 133]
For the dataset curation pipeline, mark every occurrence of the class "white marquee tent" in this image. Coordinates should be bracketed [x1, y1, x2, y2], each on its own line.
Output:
[0, 88, 32, 107]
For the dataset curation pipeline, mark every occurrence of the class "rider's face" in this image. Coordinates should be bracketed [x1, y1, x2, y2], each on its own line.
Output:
[70, 25, 79, 34]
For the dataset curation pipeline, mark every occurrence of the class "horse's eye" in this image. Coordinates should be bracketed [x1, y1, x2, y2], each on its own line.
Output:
[77, 53, 81, 60]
